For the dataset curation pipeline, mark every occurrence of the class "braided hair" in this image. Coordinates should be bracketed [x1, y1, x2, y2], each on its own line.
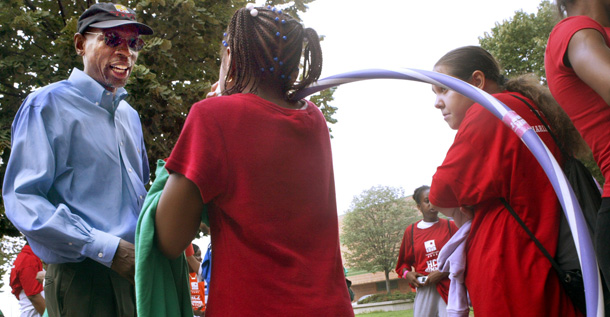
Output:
[413, 185, 430, 205]
[222, 6, 323, 100]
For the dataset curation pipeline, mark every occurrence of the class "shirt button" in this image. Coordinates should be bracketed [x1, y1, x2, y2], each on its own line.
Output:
[68, 242, 73, 246]
[120, 142, 124, 146]
[139, 195, 144, 200]
[95, 102, 99, 105]
[106, 92, 111, 96]
[98, 252, 104, 258]
[128, 168, 133, 173]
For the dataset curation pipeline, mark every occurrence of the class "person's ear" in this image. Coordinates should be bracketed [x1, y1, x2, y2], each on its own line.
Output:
[470, 70, 486, 89]
[74, 33, 86, 57]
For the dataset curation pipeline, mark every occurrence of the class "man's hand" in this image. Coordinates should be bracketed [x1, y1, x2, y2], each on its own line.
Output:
[111, 239, 135, 284]
[404, 271, 424, 288]
[424, 270, 449, 286]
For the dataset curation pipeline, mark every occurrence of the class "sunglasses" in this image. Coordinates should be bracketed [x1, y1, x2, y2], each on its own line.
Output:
[86, 31, 145, 52]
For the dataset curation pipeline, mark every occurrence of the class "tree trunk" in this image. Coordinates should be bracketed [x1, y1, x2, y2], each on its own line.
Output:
[384, 268, 391, 294]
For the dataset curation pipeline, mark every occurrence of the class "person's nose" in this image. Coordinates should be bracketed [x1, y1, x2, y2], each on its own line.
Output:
[434, 95, 444, 109]
[114, 39, 131, 56]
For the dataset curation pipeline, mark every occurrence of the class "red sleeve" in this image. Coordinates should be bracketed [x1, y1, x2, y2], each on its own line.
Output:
[185, 244, 195, 257]
[430, 103, 507, 208]
[165, 99, 228, 203]
[395, 224, 415, 276]
[547, 16, 608, 72]
[19, 258, 43, 297]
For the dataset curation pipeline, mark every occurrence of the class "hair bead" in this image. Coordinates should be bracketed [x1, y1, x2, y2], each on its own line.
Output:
[246, 3, 258, 17]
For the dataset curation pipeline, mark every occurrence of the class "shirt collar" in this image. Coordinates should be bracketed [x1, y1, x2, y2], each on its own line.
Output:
[68, 68, 128, 112]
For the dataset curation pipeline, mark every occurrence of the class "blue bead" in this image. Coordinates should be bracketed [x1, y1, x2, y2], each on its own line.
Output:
[281, 20, 286, 24]
[278, 10, 282, 14]
[274, 57, 279, 61]
[282, 36, 287, 41]
[270, 67, 274, 72]
[276, 32, 280, 37]
[281, 75, 285, 79]
[279, 61, 283, 66]
[261, 68, 265, 72]
[272, 7, 276, 12]
[267, 5, 271, 9]
[275, 17, 279, 22]
[223, 32, 227, 37]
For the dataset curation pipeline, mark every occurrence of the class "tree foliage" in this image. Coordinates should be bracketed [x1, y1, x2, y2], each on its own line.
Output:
[479, 0, 558, 84]
[0, 0, 336, 237]
[341, 186, 419, 293]
[0, 236, 25, 291]
[478, 0, 604, 185]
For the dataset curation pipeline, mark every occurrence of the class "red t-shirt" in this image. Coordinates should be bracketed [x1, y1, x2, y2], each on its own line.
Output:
[546, 16, 610, 197]
[395, 218, 457, 303]
[185, 244, 194, 257]
[429, 92, 580, 316]
[10, 245, 43, 300]
[166, 93, 353, 316]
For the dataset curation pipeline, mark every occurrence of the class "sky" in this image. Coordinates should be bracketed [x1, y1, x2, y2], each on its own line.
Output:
[300, 0, 543, 214]
[0, 0, 543, 314]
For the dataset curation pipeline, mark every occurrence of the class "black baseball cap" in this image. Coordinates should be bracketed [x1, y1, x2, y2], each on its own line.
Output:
[77, 2, 153, 35]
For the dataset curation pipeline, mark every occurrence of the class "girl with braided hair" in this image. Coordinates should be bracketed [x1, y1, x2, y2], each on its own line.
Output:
[154, 4, 354, 316]
[429, 46, 583, 316]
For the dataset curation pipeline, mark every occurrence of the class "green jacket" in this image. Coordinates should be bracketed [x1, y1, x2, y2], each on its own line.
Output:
[135, 159, 194, 317]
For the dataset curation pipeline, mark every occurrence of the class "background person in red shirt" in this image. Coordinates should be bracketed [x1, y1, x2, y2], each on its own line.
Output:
[10, 243, 45, 316]
[396, 185, 457, 317]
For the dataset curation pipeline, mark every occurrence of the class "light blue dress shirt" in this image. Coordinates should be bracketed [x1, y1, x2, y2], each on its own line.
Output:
[3, 68, 149, 267]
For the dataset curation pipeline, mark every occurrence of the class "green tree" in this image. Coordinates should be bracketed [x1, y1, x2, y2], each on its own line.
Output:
[0, 0, 336, 237]
[479, 0, 604, 185]
[479, 0, 558, 84]
[0, 236, 25, 291]
[341, 186, 419, 294]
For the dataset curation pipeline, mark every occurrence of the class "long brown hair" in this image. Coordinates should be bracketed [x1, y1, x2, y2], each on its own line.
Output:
[435, 46, 589, 158]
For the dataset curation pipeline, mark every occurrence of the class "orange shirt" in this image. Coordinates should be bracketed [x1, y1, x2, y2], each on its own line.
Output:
[189, 272, 206, 312]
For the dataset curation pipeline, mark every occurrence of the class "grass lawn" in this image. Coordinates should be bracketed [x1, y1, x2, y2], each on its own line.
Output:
[356, 310, 413, 317]
[356, 309, 474, 316]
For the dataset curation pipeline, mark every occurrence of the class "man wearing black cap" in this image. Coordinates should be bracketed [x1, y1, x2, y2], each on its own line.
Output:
[3, 3, 153, 316]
